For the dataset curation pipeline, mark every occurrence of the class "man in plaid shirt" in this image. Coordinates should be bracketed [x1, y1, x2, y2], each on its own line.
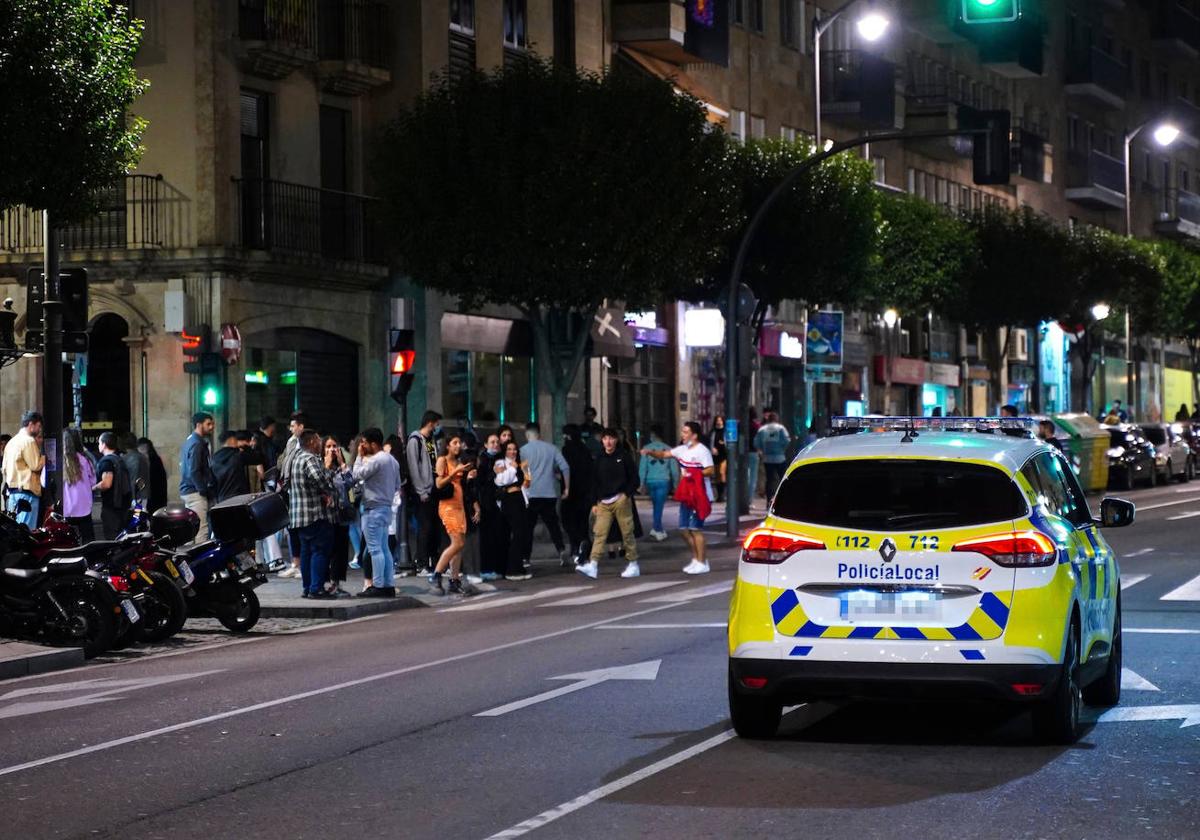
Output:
[286, 429, 338, 598]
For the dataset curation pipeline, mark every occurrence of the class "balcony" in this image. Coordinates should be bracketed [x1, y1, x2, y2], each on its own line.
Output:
[1012, 124, 1052, 184]
[1063, 47, 1127, 110]
[612, 1, 692, 65]
[234, 178, 383, 265]
[1152, 2, 1200, 58]
[316, 0, 391, 95]
[1155, 188, 1200, 240]
[1065, 149, 1126, 209]
[0, 175, 186, 256]
[902, 86, 973, 162]
[237, 0, 318, 79]
[820, 51, 898, 130]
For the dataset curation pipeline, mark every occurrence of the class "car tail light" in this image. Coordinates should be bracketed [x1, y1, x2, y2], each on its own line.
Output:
[741, 528, 825, 564]
[1010, 683, 1044, 696]
[107, 575, 131, 592]
[740, 676, 769, 689]
[952, 531, 1056, 567]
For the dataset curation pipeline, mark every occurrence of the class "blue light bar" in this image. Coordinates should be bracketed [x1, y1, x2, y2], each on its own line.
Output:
[830, 416, 1036, 436]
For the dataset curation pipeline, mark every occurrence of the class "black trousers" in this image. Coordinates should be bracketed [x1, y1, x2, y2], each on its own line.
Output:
[414, 496, 444, 571]
[329, 524, 350, 583]
[100, 506, 125, 541]
[561, 500, 590, 558]
[525, 497, 565, 552]
[68, 515, 95, 544]
[478, 502, 509, 575]
[498, 490, 530, 575]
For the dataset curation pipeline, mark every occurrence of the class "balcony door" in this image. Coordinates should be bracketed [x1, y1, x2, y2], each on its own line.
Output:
[240, 90, 271, 249]
[320, 105, 351, 259]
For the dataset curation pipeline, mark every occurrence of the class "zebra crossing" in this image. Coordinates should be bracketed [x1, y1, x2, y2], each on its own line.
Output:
[437, 579, 733, 613]
[1122, 571, 1200, 602]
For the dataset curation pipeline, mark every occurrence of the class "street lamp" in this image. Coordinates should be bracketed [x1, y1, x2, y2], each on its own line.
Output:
[813, 1, 890, 151]
[882, 308, 899, 413]
[1122, 119, 1179, 418]
[882, 307, 899, 328]
[1091, 302, 1111, 322]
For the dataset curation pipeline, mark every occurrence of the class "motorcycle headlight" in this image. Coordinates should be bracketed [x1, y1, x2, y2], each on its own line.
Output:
[1107, 447, 1125, 458]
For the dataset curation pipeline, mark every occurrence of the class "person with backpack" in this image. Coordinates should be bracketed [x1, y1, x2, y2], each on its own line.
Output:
[405, 410, 443, 575]
[94, 432, 132, 539]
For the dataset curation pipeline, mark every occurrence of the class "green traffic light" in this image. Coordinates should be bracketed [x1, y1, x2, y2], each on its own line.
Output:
[961, 0, 1018, 23]
[202, 386, 221, 407]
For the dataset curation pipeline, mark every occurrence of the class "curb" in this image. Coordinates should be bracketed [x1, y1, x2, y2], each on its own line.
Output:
[258, 594, 428, 620]
[0, 643, 86, 681]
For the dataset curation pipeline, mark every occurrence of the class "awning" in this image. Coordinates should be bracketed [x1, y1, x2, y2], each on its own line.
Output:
[617, 46, 730, 124]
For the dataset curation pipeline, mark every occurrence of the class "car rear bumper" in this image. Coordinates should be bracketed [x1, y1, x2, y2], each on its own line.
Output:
[729, 657, 1061, 703]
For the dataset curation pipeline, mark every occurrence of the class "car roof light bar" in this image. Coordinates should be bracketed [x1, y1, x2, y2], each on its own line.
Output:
[830, 416, 1037, 437]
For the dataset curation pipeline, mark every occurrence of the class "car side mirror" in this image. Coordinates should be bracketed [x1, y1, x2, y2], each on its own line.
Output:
[1099, 497, 1135, 528]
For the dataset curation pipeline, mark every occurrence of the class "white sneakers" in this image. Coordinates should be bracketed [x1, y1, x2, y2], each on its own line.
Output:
[682, 559, 711, 575]
[278, 566, 300, 579]
[575, 560, 599, 579]
[620, 561, 641, 578]
[649, 529, 668, 542]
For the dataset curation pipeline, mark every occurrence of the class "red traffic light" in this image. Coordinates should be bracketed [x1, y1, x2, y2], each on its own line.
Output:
[391, 350, 416, 374]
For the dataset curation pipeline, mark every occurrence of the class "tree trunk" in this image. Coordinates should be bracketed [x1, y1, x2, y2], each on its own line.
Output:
[527, 306, 590, 446]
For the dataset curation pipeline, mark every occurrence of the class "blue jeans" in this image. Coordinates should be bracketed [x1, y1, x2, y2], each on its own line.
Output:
[646, 481, 669, 533]
[298, 519, 334, 595]
[7, 490, 39, 529]
[362, 505, 394, 589]
[348, 511, 363, 559]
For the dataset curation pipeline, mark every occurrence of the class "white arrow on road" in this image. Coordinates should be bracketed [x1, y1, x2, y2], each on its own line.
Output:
[0, 671, 223, 721]
[1121, 668, 1160, 691]
[475, 660, 661, 718]
[1090, 705, 1200, 728]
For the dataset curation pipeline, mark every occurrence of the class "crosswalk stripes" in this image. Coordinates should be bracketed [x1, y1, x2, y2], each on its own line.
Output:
[437, 586, 591, 613]
[1161, 572, 1200, 602]
[539, 581, 687, 607]
[638, 581, 734, 603]
[1121, 574, 1149, 590]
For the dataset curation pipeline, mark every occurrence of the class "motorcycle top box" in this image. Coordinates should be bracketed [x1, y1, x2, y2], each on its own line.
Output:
[209, 492, 288, 542]
[150, 504, 201, 547]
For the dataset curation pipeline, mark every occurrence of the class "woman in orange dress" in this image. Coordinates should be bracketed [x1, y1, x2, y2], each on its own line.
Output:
[430, 435, 478, 596]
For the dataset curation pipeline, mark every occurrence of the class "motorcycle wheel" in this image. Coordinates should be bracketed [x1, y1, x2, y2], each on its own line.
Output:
[43, 579, 117, 658]
[136, 571, 188, 643]
[216, 583, 260, 634]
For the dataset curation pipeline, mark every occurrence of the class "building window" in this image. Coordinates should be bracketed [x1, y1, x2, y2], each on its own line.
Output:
[730, 109, 746, 141]
[1140, 58, 1151, 97]
[1067, 115, 1078, 151]
[503, 0, 527, 50]
[731, 0, 744, 26]
[781, 0, 798, 47]
[450, 0, 475, 33]
[442, 350, 535, 425]
[872, 155, 886, 184]
[752, 0, 765, 33]
[750, 114, 765, 139]
[780, 124, 796, 142]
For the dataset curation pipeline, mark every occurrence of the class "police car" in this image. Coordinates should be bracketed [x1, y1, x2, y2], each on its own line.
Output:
[727, 416, 1134, 744]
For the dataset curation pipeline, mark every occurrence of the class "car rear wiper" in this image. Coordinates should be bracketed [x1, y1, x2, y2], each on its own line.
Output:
[885, 512, 961, 526]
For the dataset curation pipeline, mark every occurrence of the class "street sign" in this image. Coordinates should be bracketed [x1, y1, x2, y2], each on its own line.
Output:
[806, 311, 843, 370]
[474, 659, 661, 717]
[591, 306, 636, 358]
[725, 419, 739, 443]
[219, 323, 242, 365]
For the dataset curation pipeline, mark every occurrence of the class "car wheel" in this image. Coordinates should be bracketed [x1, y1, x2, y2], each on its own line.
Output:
[1083, 600, 1121, 707]
[1032, 620, 1082, 745]
[728, 667, 782, 739]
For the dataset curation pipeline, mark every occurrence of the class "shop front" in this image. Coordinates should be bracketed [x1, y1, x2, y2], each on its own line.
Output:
[872, 356, 926, 415]
[758, 322, 805, 434]
[923, 362, 961, 416]
[439, 313, 536, 428]
[607, 312, 674, 447]
[1039, 321, 1069, 414]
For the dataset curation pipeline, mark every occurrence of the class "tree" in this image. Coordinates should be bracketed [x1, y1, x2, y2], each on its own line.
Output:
[702, 139, 878, 316]
[0, 0, 147, 219]
[1151, 240, 1200, 408]
[374, 59, 736, 433]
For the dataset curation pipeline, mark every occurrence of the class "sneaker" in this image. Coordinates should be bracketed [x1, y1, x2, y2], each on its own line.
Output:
[447, 578, 463, 595]
[267, 560, 288, 573]
[559, 549, 571, 567]
[480, 571, 502, 582]
[348, 557, 361, 570]
[575, 560, 599, 580]
[309, 589, 335, 600]
[620, 561, 641, 579]
[427, 572, 445, 596]
[651, 530, 668, 542]
[396, 565, 417, 578]
[458, 580, 479, 596]
[279, 566, 300, 579]
[522, 559, 532, 571]
[682, 559, 711, 575]
[465, 574, 483, 585]
[506, 573, 532, 581]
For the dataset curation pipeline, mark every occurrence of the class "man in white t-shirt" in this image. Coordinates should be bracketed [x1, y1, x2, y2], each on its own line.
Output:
[642, 421, 714, 575]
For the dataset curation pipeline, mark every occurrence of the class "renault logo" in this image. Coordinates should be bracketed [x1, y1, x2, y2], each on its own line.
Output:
[879, 538, 897, 563]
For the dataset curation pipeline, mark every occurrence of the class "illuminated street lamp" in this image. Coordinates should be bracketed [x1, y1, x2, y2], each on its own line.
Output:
[813, 1, 891, 151]
[1091, 302, 1111, 322]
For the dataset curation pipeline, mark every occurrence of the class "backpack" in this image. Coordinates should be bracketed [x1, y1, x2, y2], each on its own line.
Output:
[105, 454, 132, 509]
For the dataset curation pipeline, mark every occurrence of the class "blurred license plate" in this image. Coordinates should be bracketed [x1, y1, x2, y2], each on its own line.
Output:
[840, 590, 941, 621]
[177, 559, 195, 585]
[121, 599, 140, 623]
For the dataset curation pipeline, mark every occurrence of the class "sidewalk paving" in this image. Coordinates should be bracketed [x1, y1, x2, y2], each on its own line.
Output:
[0, 640, 84, 680]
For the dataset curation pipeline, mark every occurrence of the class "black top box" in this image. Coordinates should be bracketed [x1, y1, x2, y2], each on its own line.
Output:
[209, 492, 288, 542]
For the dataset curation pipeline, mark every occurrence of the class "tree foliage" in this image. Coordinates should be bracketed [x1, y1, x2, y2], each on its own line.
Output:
[704, 139, 878, 311]
[0, 0, 147, 220]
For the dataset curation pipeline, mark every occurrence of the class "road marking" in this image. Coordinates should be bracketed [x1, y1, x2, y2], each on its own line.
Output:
[540, 581, 686, 607]
[1121, 668, 1160, 692]
[475, 660, 661, 717]
[485, 704, 826, 839]
[1125, 628, 1200, 634]
[280, 614, 386, 634]
[1136, 497, 1200, 511]
[638, 581, 733, 603]
[0, 598, 695, 778]
[437, 586, 591, 613]
[0, 672, 222, 721]
[1124, 548, 1155, 557]
[1121, 574, 1149, 590]
[1165, 511, 1200, 521]
[1090, 704, 1200, 728]
[1161, 573, 1200, 601]
[596, 623, 727, 630]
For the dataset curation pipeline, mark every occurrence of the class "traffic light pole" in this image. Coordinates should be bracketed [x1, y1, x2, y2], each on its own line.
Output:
[723, 125, 999, 542]
[42, 211, 64, 511]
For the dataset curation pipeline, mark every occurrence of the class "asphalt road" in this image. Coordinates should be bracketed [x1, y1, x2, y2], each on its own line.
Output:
[1, 482, 1198, 839]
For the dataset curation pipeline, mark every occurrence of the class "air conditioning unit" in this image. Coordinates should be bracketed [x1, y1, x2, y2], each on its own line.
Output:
[1008, 328, 1030, 362]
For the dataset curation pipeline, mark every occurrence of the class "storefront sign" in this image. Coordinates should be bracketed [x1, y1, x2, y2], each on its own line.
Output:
[631, 325, 670, 347]
[806, 366, 843, 384]
[927, 362, 961, 387]
[684, 308, 725, 347]
[873, 356, 928, 386]
[759, 324, 805, 360]
[807, 311, 843, 370]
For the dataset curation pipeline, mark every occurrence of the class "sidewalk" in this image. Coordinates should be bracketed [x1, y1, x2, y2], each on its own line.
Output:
[258, 497, 766, 620]
[0, 640, 84, 680]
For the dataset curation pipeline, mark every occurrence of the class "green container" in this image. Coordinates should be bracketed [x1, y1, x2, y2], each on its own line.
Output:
[1050, 413, 1110, 493]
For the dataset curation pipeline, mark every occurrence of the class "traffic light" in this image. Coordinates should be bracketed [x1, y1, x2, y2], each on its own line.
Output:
[197, 353, 223, 409]
[181, 325, 209, 374]
[390, 328, 416, 403]
[959, 107, 1011, 186]
[25, 267, 89, 352]
[961, 0, 1019, 24]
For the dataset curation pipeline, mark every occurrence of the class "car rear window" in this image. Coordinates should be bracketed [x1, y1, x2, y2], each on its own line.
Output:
[772, 459, 1027, 531]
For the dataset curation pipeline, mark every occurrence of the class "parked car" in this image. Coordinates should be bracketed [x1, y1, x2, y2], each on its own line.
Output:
[1138, 423, 1194, 483]
[1104, 424, 1158, 489]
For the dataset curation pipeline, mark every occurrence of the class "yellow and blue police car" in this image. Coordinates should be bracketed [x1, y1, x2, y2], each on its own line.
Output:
[727, 416, 1134, 744]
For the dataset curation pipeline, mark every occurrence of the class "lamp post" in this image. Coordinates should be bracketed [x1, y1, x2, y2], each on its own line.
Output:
[882, 308, 899, 414]
[1122, 120, 1179, 419]
[813, 1, 890, 151]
